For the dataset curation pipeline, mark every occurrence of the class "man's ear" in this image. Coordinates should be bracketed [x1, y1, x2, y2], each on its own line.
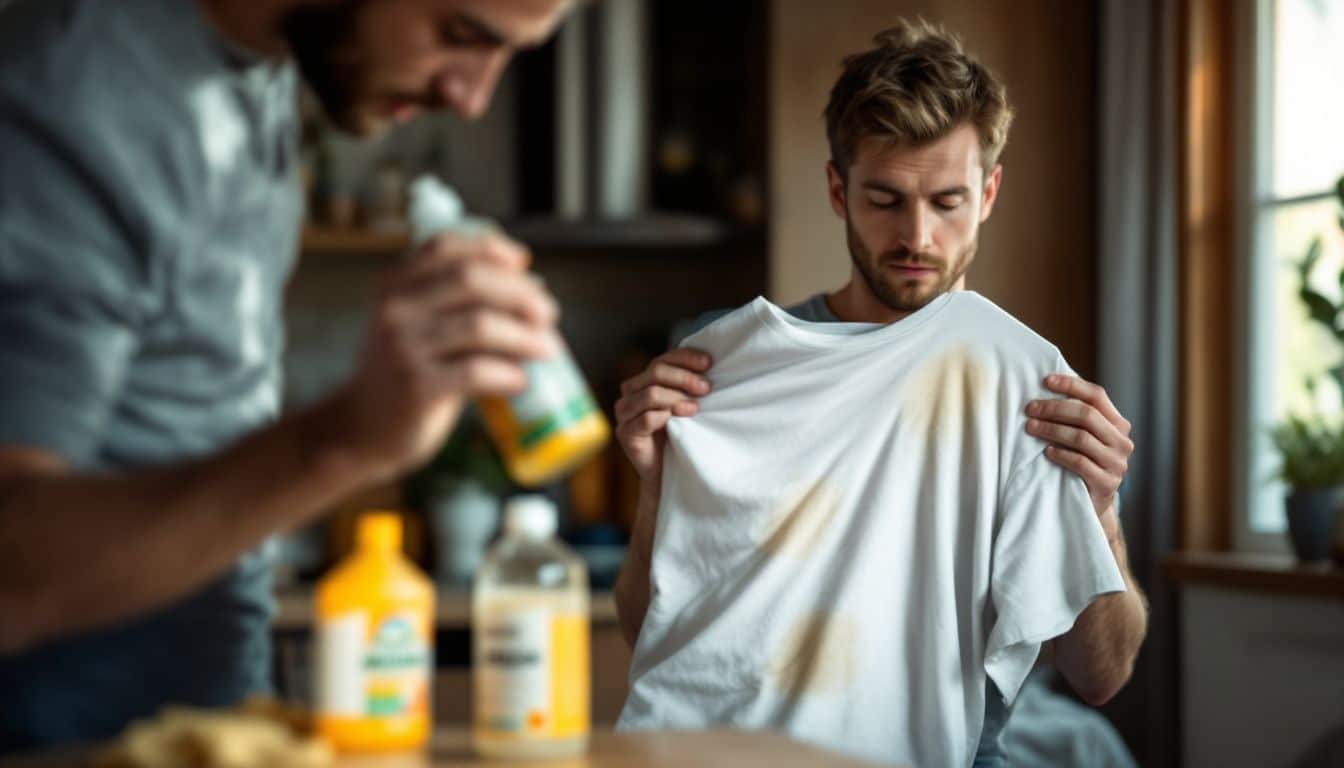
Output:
[826, 161, 848, 220]
[979, 164, 1003, 223]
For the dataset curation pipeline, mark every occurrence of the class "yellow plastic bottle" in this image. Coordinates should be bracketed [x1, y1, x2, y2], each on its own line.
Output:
[314, 512, 435, 753]
[409, 176, 610, 488]
[473, 495, 590, 759]
[477, 347, 611, 488]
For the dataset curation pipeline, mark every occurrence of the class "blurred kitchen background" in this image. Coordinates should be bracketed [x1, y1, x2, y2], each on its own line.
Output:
[267, 2, 1344, 767]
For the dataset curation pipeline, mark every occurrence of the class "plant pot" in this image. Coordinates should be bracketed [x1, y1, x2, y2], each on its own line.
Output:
[1285, 487, 1342, 563]
[1334, 509, 1344, 568]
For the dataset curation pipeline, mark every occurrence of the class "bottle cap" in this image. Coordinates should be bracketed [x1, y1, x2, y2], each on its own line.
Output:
[408, 174, 496, 245]
[409, 174, 465, 245]
[356, 511, 403, 552]
[503, 495, 558, 540]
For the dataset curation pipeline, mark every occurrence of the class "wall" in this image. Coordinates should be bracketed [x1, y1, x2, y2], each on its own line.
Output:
[769, 0, 1097, 374]
[1182, 586, 1344, 767]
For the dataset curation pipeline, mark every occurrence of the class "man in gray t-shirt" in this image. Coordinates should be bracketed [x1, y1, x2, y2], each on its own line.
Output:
[0, 0, 571, 751]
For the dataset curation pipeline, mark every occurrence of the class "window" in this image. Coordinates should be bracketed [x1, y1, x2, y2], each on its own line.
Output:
[1242, 0, 1344, 547]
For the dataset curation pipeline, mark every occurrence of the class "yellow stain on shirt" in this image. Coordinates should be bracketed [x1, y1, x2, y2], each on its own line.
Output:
[899, 344, 991, 439]
[766, 612, 859, 697]
[759, 479, 843, 560]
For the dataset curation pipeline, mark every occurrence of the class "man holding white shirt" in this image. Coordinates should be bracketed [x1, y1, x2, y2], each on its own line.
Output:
[612, 20, 1147, 768]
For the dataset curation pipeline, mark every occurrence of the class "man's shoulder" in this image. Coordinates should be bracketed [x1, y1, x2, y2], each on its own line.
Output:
[783, 293, 835, 322]
[947, 291, 1068, 372]
[0, 0, 209, 153]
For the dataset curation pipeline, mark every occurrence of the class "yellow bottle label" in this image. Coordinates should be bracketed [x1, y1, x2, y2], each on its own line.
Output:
[475, 609, 589, 739]
[508, 355, 600, 449]
[317, 611, 432, 720]
[549, 615, 590, 738]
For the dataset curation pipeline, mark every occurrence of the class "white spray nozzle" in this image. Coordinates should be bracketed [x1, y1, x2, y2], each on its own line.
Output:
[409, 174, 493, 246]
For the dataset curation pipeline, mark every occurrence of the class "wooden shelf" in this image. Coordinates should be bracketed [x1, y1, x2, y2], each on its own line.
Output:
[300, 215, 762, 257]
[300, 225, 409, 256]
[1164, 550, 1344, 599]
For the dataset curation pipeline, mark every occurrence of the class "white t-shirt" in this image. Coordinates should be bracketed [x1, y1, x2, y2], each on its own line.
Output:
[617, 292, 1127, 768]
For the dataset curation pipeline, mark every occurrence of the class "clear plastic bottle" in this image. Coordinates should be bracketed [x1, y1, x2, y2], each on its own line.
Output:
[472, 496, 590, 759]
[409, 176, 610, 488]
[314, 512, 435, 753]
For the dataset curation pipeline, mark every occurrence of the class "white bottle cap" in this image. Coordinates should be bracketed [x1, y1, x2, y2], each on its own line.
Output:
[409, 174, 496, 246]
[503, 495, 559, 540]
[408, 175, 466, 245]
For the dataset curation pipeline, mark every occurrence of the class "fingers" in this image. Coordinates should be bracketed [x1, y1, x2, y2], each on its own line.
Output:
[1043, 374, 1131, 435]
[1026, 398, 1135, 453]
[404, 231, 531, 280]
[426, 355, 529, 399]
[389, 258, 558, 327]
[620, 351, 713, 398]
[1026, 417, 1129, 475]
[613, 349, 712, 458]
[616, 408, 676, 441]
[1043, 445, 1122, 502]
[661, 347, 713, 372]
[419, 308, 557, 361]
[615, 385, 701, 422]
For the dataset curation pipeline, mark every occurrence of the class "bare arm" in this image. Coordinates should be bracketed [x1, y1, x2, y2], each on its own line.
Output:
[1051, 505, 1149, 706]
[0, 399, 372, 652]
[0, 232, 557, 653]
[613, 484, 659, 648]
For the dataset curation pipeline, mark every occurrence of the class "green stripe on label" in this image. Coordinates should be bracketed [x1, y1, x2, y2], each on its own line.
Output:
[518, 396, 597, 449]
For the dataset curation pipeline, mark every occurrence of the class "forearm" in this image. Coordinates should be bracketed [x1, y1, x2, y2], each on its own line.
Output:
[1054, 507, 1149, 705]
[613, 482, 659, 649]
[0, 393, 376, 653]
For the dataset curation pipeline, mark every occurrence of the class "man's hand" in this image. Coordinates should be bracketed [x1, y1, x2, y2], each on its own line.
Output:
[614, 348, 712, 490]
[0, 230, 561, 653]
[612, 347, 711, 649]
[330, 232, 559, 482]
[1026, 374, 1134, 515]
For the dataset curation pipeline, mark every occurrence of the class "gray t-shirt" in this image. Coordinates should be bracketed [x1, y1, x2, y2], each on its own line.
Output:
[0, 0, 301, 750]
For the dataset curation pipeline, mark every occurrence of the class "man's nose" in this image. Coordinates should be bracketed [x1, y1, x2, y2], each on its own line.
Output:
[440, 53, 509, 120]
[895, 202, 935, 255]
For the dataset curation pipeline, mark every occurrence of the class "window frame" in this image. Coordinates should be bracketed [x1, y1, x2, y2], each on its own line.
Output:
[1234, 0, 1344, 552]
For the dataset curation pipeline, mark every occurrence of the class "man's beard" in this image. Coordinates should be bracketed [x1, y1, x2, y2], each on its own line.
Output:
[281, 3, 368, 134]
[845, 215, 977, 314]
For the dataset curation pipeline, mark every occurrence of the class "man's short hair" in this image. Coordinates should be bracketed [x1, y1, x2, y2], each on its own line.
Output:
[824, 19, 1014, 178]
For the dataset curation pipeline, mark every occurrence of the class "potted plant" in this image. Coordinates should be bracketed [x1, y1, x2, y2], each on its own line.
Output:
[1271, 416, 1344, 562]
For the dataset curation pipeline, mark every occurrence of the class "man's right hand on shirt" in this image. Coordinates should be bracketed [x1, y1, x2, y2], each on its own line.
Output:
[331, 232, 560, 482]
[614, 348, 713, 491]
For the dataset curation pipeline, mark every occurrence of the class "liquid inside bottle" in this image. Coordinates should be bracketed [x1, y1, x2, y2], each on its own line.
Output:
[472, 496, 591, 759]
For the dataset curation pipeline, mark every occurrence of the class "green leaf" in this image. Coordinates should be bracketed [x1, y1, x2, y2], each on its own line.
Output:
[1300, 287, 1338, 330]
[1302, 237, 1324, 279]
[1336, 173, 1344, 207]
[1331, 366, 1344, 400]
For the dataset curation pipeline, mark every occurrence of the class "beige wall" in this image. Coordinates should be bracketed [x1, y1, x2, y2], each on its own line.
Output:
[769, 0, 1097, 373]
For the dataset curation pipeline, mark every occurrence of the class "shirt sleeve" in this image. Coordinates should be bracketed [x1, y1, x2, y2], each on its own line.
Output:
[983, 451, 1127, 705]
[0, 113, 150, 465]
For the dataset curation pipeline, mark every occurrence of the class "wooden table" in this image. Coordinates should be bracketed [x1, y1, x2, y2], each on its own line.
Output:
[12, 728, 889, 767]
